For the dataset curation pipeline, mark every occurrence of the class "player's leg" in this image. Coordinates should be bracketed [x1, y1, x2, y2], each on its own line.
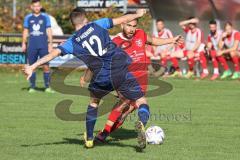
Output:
[217, 54, 232, 79]
[199, 51, 209, 79]
[85, 94, 100, 148]
[186, 51, 195, 78]
[39, 48, 54, 93]
[85, 82, 113, 148]
[209, 50, 220, 80]
[95, 98, 130, 142]
[160, 51, 168, 76]
[27, 48, 38, 93]
[230, 51, 240, 79]
[169, 57, 181, 77]
[134, 96, 150, 149]
[110, 104, 136, 132]
[116, 72, 148, 149]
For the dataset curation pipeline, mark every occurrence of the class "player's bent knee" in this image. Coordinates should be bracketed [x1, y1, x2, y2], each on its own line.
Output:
[230, 51, 238, 57]
[43, 65, 50, 72]
[135, 97, 147, 108]
[89, 98, 100, 108]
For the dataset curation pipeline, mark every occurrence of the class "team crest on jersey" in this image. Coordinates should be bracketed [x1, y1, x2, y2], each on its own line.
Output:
[135, 39, 143, 47]
[39, 20, 43, 25]
[31, 24, 43, 36]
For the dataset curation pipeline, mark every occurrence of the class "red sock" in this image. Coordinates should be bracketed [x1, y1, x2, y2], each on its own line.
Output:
[232, 56, 240, 72]
[110, 120, 124, 133]
[210, 50, 218, 68]
[161, 57, 167, 67]
[217, 56, 229, 71]
[199, 52, 208, 69]
[171, 58, 180, 71]
[188, 58, 195, 71]
[104, 108, 122, 133]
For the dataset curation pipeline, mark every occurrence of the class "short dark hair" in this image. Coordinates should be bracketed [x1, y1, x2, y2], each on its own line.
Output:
[156, 18, 164, 23]
[32, 0, 40, 3]
[70, 7, 86, 26]
[209, 20, 217, 25]
[188, 16, 195, 20]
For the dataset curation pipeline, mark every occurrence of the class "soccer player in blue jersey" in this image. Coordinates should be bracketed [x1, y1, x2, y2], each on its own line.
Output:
[24, 7, 182, 149]
[22, 0, 54, 93]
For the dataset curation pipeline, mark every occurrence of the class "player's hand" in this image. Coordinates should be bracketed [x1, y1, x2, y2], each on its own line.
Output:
[80, 76, 86, 87]
[23, 65, 33, 80]
[173, 35, 184, 45]
[136, 9, 147, 17]
[22, 43, 27, 52]
[221, 32, 228, 39]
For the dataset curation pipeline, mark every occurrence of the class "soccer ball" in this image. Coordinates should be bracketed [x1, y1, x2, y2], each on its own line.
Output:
[145, 126, 165, 145]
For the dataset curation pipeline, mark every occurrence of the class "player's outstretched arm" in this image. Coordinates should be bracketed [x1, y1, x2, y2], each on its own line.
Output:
[112, 9, 146, 26]
[23, 49, 61, 80]
[147, 35, 184, 46]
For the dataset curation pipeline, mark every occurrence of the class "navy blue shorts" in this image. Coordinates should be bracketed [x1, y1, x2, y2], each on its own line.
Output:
[88, 71, 144, 101]
[27, 47, 49, 65]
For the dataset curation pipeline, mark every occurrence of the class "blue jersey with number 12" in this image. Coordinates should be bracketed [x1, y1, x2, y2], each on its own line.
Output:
[58, 18, 132, 85]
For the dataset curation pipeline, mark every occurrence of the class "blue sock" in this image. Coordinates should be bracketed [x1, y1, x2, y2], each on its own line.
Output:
[29, 72, 36, 89]
[138, 104, 150, 126]
[43, 72, 50, 88]
[86, 105, 98, 140]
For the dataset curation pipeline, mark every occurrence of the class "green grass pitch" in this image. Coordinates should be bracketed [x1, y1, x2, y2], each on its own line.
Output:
[0, 70, 240, 160]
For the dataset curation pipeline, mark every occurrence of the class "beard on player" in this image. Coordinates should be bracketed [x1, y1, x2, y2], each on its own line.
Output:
[122, 19, 138, 39]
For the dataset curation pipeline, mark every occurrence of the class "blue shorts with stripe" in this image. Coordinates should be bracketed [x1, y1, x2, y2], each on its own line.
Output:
[88, 71, 144, 101]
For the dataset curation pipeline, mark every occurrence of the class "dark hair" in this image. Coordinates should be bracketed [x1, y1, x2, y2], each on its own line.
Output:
[70, 7, 86, 26]
[188, 16, 195, 20]
[32, 0, 40, 3]
[209, 20, 217, 25]
[156, 18, 164, 23]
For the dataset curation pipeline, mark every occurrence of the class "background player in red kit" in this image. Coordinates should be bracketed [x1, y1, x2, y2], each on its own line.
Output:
[206, 20, 226, 80]
[217, 22, 240, 79]
[153, 18, 181, 77]
[180, 17, 209, 79]
[95, 15, 183, 142]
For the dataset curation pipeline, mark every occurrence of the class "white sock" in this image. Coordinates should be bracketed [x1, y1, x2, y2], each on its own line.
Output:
[213, 68, 219, 75]
[203, 69, 209, 74]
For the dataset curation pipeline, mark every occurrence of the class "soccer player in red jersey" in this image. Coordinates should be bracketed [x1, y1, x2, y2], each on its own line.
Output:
[206, 20, 228, 80]
[94, 15, 183, 142]
[153, 18, 181, 77]
[90, 15, 183, 141]
[179, 17, 209, 79]
[217, 22, 240, 79]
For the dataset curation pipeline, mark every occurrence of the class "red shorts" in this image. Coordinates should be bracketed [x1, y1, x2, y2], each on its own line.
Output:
[183, 50, 202, 60]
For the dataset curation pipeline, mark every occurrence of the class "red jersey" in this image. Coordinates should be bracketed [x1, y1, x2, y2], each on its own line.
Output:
[113, 29, 148, 93]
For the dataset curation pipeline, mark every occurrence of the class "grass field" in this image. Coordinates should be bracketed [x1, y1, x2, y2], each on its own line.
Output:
[1, 69, 240, 160]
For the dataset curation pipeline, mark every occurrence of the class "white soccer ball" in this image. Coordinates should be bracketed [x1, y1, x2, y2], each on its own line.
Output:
[145, 126, 165, 145]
